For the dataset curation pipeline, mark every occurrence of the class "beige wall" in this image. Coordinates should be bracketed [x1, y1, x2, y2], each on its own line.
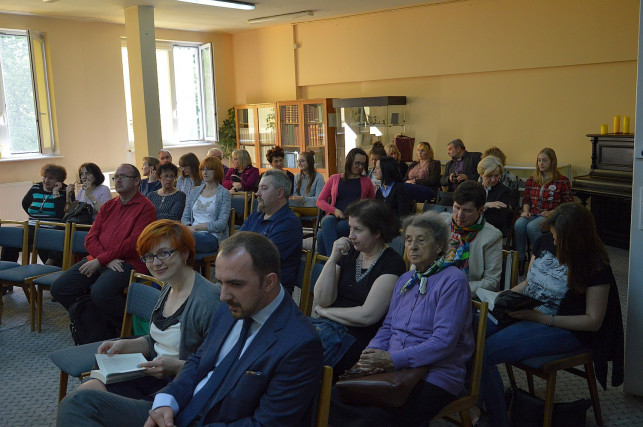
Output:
[232, 0, 639, 176]
[0, 14, 233, 184]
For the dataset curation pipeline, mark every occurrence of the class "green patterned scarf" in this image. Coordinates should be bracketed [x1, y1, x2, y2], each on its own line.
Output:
[400, 257, 449, 295]
[444, 217, 484, 275]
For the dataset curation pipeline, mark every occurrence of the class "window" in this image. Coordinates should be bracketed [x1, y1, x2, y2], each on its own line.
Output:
[122, 40, 217, 147]
[0, 30, 54, 159]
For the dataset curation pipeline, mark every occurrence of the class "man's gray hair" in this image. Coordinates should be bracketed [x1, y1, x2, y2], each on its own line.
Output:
[448, 138, 465, 151]
[402, 211, 450, 257]
[263, 169, 292, 198]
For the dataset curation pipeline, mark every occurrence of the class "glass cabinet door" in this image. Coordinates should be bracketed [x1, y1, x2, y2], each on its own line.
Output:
[303, 102, 326, 169]
[279, 103, 301, 169]
[237, 107, 256, 165]
[258, 106, 276, 169]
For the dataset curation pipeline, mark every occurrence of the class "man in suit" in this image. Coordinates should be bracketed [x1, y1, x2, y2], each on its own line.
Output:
[440, 138, 482, 192]
[56, 231, 323, 427]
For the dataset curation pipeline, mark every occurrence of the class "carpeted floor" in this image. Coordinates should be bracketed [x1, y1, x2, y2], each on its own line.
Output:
[1, 245, 641, 426]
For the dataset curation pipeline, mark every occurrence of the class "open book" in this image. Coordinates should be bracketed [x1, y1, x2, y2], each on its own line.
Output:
[476, 288, 544, 325]
[90, 353, 148, 385]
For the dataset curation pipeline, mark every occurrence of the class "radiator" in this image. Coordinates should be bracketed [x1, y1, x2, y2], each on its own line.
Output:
[0, 181, 33, 221]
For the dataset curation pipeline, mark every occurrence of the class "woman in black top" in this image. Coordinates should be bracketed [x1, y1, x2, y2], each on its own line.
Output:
[374, 156, 412, 219]
[478, 155, 512, 236]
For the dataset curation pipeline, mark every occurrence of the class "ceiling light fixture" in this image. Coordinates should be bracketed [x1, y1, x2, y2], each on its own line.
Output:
[177, 0, 255, 10]
[248, 10, 314, 24]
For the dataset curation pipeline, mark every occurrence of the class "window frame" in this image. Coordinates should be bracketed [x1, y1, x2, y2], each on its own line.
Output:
[121, 38, 218, 148]
[0, 28, 55, 160]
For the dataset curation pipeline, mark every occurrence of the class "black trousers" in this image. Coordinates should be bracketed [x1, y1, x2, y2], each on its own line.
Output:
[50, 258, 135, 330]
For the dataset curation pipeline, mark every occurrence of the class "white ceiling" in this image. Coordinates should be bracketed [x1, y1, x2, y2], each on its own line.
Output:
[0, 0, 447, 33]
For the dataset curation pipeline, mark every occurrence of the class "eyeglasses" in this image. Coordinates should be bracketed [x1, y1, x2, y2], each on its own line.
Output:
[297, 159, 306, 164]
[140, 249, 176, 263]
[112, 175, 137, 181]
[353, 161, 366, 167]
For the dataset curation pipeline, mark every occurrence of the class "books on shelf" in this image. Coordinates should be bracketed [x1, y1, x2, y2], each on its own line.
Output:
[89, 353, 148, 385]
[476, 288, 543, 326]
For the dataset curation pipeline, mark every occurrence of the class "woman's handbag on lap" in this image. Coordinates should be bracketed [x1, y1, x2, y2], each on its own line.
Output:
[336, 366, 429, 407]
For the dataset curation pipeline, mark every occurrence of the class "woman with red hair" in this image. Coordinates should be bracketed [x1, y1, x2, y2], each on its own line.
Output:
[77, 219, 221, 400]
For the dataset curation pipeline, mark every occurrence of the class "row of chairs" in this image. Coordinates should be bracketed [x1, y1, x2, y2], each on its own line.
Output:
[0, 220, 91, 331]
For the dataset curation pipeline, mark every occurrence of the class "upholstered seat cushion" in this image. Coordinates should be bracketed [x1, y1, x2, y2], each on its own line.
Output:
[33, 271, 65, 287]
[518, 348, 590, 369]
[50, 342, 102, 377]
[0, 265, 60, 282]
[0, 261, 20, 271]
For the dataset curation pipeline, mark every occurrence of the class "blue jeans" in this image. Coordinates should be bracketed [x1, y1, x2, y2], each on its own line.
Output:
[479, 320, 581, 427]
[513, 215, 546, 261]
[404, 183, 435, 203]
[193, 231, 219, 253]
[317, 215, 350, 256]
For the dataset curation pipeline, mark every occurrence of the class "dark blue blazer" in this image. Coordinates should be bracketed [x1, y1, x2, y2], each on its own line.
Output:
[161, 291, 323, 426]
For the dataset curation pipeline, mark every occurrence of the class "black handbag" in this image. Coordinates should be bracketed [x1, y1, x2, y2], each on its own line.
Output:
[62, 201, 93, 224]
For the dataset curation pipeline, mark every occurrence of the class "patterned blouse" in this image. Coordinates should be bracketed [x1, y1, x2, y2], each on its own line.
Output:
[521, 175, 573, 215]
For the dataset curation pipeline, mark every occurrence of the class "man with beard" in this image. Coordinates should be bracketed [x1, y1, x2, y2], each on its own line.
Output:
[440, 138, 481, 192]
[240, 170, 302, 295]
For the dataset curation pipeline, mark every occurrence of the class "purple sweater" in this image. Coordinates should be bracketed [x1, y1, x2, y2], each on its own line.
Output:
[368, 266, 474, 395]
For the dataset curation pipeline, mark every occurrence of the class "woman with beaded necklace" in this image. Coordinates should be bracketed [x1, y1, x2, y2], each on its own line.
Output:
[313, 199, 406, 379]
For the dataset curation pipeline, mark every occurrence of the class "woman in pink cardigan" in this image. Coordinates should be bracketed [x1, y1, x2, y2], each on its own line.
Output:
[316, 148, 375, 255]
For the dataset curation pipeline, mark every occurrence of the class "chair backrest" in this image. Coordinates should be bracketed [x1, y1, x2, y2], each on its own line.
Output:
[0, 220, 29, 265]
[230, 191, 250, 225]
[315, 365, 333, 427]
[469, 300, 489, 400]
[309, 253, 329, 300]
[297, 249, 313, 315]
[32, 221, 70, 266]
[69, 223, 91, 268]
[501, 249, 519, 290]
[414, 202, 424, 213]
[229, 208, 235, 236]
[121, 271, 164, 337]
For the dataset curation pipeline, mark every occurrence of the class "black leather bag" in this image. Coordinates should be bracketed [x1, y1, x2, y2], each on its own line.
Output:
[506, 388, 591, 427]
[336, 366, 429, 407]
[68, 295, 115, 345]
[62, 201, 93, 224]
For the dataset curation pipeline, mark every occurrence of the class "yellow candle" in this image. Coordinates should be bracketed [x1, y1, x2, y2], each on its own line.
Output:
[613, 115, 621, 133]
[600, 124, 608, 135]
[623, 116, 630, 134]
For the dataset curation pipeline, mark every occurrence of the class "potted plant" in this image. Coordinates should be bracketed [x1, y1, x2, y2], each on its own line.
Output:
[218, 107, 237, 158]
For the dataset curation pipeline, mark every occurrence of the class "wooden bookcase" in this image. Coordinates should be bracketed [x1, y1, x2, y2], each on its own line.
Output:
[276, 99, 337, 178]
[234, 103, 277, 169]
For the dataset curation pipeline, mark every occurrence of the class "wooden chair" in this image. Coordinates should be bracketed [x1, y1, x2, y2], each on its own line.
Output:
[296, 249, 313, 315]
[0, 220, 29, 324]
[433, 300, 489, 426]
[501, 249, 519, 290]
[505, 351, 603, 426]
[0, 221, 70, 331]
[302, 253, 329, 316]
[291, 206, 319, 239]
[414, 201, 424, 213]
[197, 209, 235, 280]
[230, 191, 251, 231]
[315, 365, 333, 427]
[50, 272, 164, 402]
[30, 223, 91, 332]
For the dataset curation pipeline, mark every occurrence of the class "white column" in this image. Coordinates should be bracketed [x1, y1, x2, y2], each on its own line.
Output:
[124, 6, 162, 168]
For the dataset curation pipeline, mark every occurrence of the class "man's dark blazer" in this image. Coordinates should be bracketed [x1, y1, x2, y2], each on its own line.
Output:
[161, 291, 323, 426]
[440, 151, 482, 191]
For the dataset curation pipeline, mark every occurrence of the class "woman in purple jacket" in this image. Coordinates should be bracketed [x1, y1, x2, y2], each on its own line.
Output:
[222, 149, 259, 193]
[330, 211, 474, 426]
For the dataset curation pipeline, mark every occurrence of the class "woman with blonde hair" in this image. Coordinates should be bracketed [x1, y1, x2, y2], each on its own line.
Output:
[385, 143, 408, 179]
[514, 147, 573, 272]
[403, 141, 441, 202]
[477, 155, 512, 236]
[222, 149, 259, 192]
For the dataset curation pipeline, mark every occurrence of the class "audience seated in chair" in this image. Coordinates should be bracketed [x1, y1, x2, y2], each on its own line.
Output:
[367, 141, 387, 191]
[312, 199, 405, 379]
[442, 181, 503, 293]
[139, 156, 161, 197]
[176, 152, 202, 195]
[478, 155, 513, 237]
[181, 156, 230, 253]
[316, 148, 375, 256]
[477, 202, 624, 427]
[76, 220, 221, 400]
[329, 211, 474, 425]
[147, 163, 186, 221]
[57, 231, 323, 427]
[50, 163, 157, 340]
[207, 146, 229, 176]
[403, 141, 441, 203]
[158, 149, 173, 166]
[1, 163, 73, 267]
[240, 169, 303, 295]
[375, 156, 413, 220]
[439, 138, 482, 192]
[291, 150, 325, 207]
[66, 162, 112, 222]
